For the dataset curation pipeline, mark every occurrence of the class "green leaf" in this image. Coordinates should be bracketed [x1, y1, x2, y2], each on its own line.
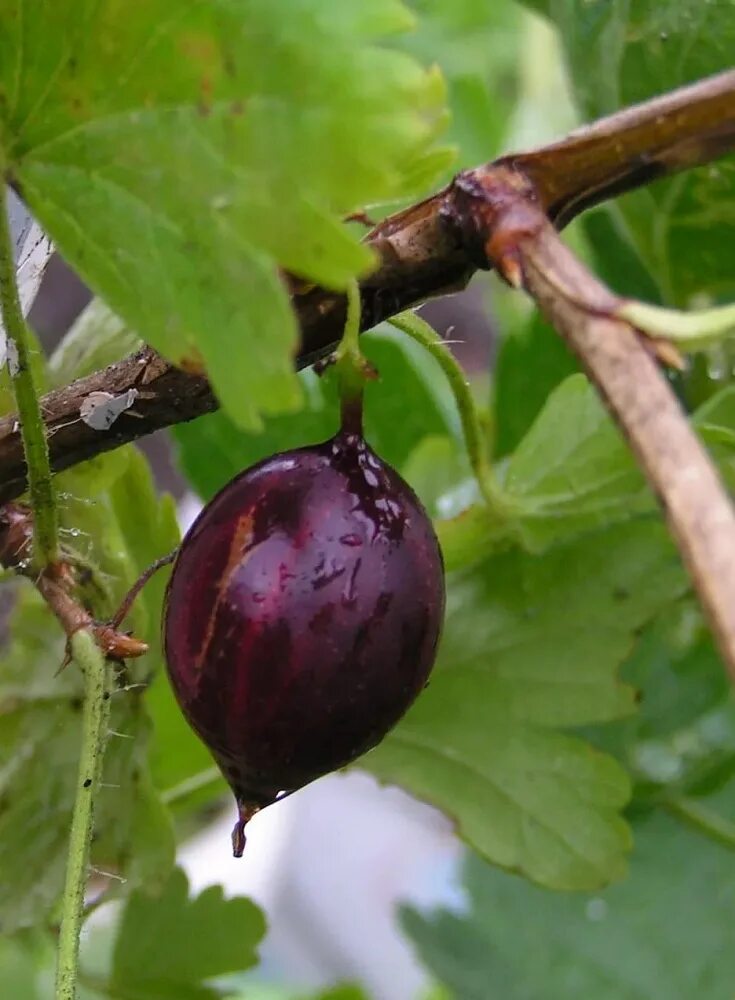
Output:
[583, 605, 735, 800]
[491, 371, 735, 802]
[0, 0, 448, 428]
[310, 989, 368, 1000]
[625, 615, 729, 742]
[110, 868, 265, 999]
[173, 367, 337, 502]
[401, 435, 471, 516]
[56, 445, 180, 682]
[504, 374, 650, 550]
[402, 810, 735, 1000]
[145, 670, 224, 806]
[434, 502, 506, 573]
[223, 984, 368, 1000]
[61, 444, 192, 816]
[690, 385, 735, 494]
[401, 0, 523, 168]
[48, 298, 142, 387]
[501, 376, 735, 552]
[0, 448, 178, 931]
[174, 325, 459, 501]
[548, 0, 735, 303]
[363, 519, 687, 889]
[581, 208, 663, 304]
[493, 313, 578, 458]
[0, 936, 42, 999]
[517, 0, 549, 13]
[362, 326, 461, 468]
[0, 588, 173, 932]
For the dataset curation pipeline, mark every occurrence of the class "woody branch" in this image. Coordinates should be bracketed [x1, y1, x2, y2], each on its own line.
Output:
[0, 69, 732, 503]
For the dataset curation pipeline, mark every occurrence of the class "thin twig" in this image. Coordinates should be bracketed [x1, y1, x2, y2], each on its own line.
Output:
[108, 548, 177, 629]
[0, 70, 733, 500]
[0, 190, 59, 562]
[54, 630, 111, 1000]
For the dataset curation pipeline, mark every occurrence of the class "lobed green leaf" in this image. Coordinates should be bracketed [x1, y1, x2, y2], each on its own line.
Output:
[0, 0, 449, 428]
[0, 446, 178, 932]
[402, 810, 735, 999]
[110, 868, 265, 999]
[499, 376, 735, 552]
[364, 519, 687, 889]
[492, 312, 578, 459]
[504, 374, 650, 550]
[48, 298, 142, 387]
[547, 0, 735, 304]
[401, 0, 523, 169]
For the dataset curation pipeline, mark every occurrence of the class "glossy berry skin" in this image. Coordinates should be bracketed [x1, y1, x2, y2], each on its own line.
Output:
[163, 430, 445, 852]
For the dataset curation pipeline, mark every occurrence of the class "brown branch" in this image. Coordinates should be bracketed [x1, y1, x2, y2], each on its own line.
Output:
[0, 348, 217, 504]
[451, 166, 735, 679]
[507, 67, 735, 228]
[0, 69, 733, 504]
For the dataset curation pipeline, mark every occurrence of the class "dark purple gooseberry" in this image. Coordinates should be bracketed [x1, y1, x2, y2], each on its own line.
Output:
[163, 429, 445, 854]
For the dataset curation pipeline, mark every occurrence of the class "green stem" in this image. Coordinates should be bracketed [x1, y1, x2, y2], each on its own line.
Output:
[664, 797, 735, 853]
[0, 190, 58, 565]
[389, 310, 509, 515]
[335, 280, 368, 435]
[55, 630, 111, 1000]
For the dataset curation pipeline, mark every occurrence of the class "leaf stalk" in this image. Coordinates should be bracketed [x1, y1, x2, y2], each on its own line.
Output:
[389, 310, 511, 519]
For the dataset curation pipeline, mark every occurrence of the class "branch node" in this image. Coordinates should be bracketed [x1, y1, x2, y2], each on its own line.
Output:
[0, 502, 150, 662]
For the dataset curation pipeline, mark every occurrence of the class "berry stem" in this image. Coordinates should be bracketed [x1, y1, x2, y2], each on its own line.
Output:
[334, 280, 369, 436]
[0, 190, 59, 566]
[232, 801, 260, 858]
[54, 630, 111, 1000]
[389, 310, 510, 518]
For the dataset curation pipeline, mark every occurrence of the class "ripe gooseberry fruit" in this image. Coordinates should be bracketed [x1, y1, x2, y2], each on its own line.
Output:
[163, 424, 445, 855]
